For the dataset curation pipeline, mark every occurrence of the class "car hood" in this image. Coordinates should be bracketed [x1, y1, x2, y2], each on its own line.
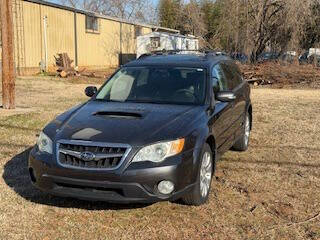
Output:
[54, 101, 206, 146]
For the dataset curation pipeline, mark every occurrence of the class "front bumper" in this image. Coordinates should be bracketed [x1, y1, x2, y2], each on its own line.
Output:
[28, 147, 198, 203]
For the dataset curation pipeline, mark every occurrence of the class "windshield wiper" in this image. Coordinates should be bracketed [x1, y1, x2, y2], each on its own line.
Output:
[95, 99, 193, 105]
[124, 99, 171, 104]
[94, 99, 125, 103]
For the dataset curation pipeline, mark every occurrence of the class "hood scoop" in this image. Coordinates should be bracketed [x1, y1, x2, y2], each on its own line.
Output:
[93, 111, 143, 119]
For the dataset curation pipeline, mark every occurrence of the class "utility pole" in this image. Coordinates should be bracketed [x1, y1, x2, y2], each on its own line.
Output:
[1, 0, 16, 109]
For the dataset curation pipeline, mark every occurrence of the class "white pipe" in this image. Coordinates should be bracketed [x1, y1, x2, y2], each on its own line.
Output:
[43, 16, 48, 71]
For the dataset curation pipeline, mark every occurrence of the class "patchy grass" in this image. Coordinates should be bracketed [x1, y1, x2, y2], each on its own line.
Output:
[0, 77, 320, 239]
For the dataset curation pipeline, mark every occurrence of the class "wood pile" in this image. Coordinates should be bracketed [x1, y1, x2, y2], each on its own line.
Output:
[239, 62, 320, 87]
[54, 53, 79, 77]
[239, 64, 273, 86]
[245, 71, 272, 86]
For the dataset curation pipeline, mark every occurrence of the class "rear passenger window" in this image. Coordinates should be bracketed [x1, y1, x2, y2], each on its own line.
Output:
[230, 63, 243, 85]
[221, 62, 243, 90]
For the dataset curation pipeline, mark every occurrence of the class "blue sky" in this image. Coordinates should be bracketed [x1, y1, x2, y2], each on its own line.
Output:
[151, 0, 159, 6]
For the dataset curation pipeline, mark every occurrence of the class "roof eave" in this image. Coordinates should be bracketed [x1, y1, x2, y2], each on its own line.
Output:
[22, 0, 179, 33]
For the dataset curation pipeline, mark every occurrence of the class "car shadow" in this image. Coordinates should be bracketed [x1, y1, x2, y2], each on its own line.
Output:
[2, 148, 152, 210]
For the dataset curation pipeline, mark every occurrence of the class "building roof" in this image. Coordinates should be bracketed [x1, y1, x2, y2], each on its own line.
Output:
[23, 0, 180, 33]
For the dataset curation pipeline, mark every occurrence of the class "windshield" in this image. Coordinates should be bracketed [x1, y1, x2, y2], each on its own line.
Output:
[95, 67, 206, 105]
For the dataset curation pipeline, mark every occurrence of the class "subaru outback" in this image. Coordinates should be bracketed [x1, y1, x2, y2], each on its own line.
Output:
[29, 52, 252, 206]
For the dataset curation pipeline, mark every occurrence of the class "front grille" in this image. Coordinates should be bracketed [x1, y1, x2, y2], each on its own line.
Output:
[57, 140, 130, 170]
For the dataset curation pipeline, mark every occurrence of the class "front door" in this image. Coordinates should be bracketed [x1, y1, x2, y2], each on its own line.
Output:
[209, 63, 235, 154]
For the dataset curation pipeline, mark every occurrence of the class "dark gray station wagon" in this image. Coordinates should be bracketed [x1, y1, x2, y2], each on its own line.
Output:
[29, 52, 252, 206]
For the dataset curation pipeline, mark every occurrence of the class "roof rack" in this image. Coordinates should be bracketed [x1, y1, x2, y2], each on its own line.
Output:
[138, 49, 228, 59]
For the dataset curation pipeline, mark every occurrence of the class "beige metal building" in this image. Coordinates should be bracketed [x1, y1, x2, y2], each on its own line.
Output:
[0, 0, 178, 75]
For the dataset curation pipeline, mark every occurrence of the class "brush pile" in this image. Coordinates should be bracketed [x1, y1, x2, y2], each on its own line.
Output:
[55, 53, 79, 77]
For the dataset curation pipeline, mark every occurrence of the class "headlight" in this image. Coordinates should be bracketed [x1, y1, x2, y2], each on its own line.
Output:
[36, 131, 53, 154]
[132, 138, 185, 163]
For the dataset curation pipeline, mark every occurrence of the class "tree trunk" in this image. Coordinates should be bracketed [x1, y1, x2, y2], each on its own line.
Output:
[1, 0, 16, 109]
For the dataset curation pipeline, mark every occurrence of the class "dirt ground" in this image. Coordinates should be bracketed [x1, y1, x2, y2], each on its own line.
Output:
[0, 77, 320, 240]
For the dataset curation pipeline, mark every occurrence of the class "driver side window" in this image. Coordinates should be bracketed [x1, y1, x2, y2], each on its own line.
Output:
[212, 64, 228, 94]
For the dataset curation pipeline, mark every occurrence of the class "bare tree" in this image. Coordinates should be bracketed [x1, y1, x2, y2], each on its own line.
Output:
[60, 0, 156, 23]
[284, 0, 314, 53]
[179, 1, 207, 36]
[245, 0, 285, 61]
[159, 0, 208, 46]
[198, 0, 319, 61]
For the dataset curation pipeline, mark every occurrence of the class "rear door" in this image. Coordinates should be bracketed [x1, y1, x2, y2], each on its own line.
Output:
[221, 61, 247, 141]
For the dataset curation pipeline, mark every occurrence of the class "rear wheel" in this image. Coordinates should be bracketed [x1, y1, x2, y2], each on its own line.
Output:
[233, 113, 251, 151]
[182, 144, 214, 206]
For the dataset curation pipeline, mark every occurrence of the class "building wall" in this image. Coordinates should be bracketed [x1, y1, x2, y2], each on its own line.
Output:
[76, 14, 120, 69]
[41, 4, 76, 71]
[2, 0, 154, 74]
[21, 1, 76, 72]
[22, 1, 42, 71]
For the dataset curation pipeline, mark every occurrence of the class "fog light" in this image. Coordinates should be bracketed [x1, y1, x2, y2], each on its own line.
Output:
[158, 180, 174, 195]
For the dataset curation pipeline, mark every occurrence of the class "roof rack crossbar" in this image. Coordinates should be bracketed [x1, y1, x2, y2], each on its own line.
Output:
[146, 49, 228, 56]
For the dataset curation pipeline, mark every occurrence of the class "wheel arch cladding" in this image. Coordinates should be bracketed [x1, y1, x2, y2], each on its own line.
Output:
[248, 104, 252, 130]
[206, 135, 216, 157]
[191, 126, 209, 164]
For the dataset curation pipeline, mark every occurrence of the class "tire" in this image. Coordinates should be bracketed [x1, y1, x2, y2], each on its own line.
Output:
[182, 143, 214, 206]
[233, 113, 251, 151]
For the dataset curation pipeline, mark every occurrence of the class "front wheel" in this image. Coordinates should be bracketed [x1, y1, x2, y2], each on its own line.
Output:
[182, 144, 214, 206]
[233, 113, 251, 151]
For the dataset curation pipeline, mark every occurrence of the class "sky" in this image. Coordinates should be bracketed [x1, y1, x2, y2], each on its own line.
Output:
[151, 0, 159, 7]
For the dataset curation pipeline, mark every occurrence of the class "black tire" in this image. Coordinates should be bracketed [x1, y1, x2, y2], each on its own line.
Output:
[182, 143, 214, 206]
[233, 113, 251, 151]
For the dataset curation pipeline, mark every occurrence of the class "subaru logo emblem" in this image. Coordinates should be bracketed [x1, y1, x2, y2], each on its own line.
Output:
[80, 152, 95, 161]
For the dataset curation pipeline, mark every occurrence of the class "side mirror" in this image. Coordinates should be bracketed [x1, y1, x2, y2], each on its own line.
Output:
[216, 91, 236, 102]
[85, 86, 97, 97]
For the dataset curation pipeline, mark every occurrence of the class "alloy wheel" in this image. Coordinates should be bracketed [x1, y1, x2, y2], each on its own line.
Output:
[244, 115, 250, 146]
[200, 152, 212, 198]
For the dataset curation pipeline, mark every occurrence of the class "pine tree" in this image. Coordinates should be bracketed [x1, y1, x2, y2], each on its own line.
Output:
[158, 0, 181, 29]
